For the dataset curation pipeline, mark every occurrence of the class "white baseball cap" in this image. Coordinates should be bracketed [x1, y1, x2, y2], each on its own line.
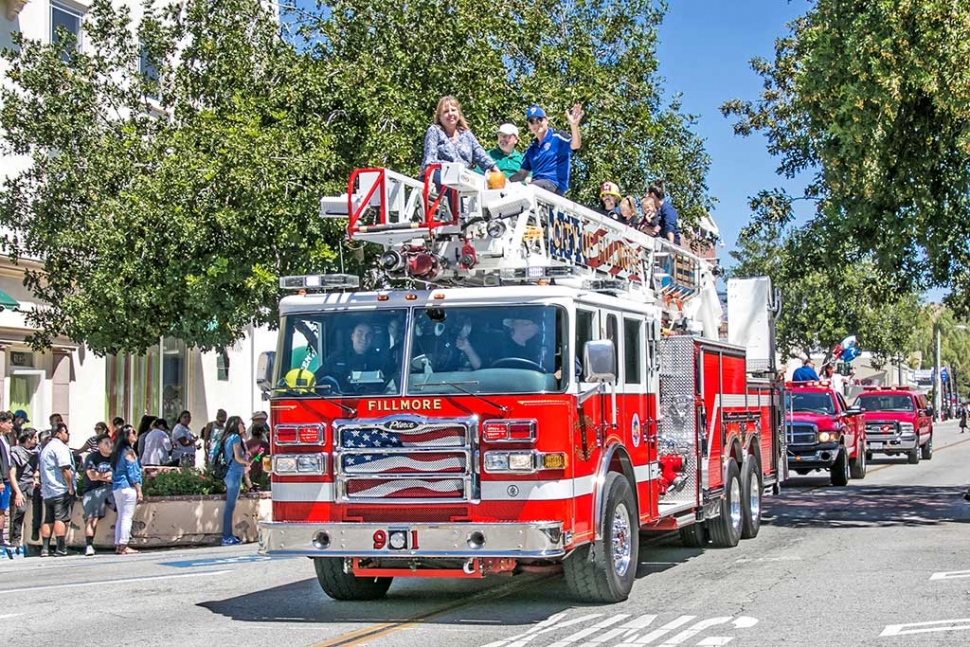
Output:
[497, 123, 519, 136]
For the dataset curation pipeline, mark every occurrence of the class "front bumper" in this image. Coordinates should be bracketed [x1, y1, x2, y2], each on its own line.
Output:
[787, 444, 840, 470]
[866, 433, 917, 453]
[257, 521, 566, 559]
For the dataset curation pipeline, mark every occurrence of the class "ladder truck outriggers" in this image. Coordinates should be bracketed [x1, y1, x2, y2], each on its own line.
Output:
[255, 164, 784, 603]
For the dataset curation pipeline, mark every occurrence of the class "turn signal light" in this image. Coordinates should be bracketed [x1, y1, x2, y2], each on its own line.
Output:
[481, 419, 537, 442]
[276, 423, 325, 445]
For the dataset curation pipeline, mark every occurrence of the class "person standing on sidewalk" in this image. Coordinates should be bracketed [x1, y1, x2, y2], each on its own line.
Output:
[0, 411, 15, 553]
[8, 428, 40, 556]
[171, 410, 199, 467]
[110, 425, 144, 555]
[202, 409, 227, 468]
[81, 434, 114, 556]
[220, 416, 250, 546]
[960, 404, 967, 433]
[38, 423, 75, 557]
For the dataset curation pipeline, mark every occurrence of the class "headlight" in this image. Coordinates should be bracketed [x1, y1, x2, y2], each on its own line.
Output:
[273, 454, 327, 475]
[817, 431, 838, 443]
[898, 423, 914, 433]
[484, 451, 536, 473]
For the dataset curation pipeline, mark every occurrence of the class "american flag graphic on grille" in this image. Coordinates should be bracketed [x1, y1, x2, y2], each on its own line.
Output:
[345, 478, 465, 499]
[336, 418, 471, 501]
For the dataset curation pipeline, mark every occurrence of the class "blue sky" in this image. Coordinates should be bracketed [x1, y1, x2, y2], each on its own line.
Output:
[654, 0, 812, 271]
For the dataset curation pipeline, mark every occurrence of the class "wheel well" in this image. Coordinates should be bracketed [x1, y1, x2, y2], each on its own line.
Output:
[608, 448, 638, 503]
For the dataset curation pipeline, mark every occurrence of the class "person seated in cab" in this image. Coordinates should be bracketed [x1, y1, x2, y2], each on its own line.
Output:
[479, 317, 550, 370]
[317, 322, 392, 393]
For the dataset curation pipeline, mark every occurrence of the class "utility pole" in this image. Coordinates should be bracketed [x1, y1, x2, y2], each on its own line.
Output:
[934, 323, 942, 421]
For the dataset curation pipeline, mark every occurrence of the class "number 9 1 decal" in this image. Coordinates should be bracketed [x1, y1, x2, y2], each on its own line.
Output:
[373, 529, 419, 550]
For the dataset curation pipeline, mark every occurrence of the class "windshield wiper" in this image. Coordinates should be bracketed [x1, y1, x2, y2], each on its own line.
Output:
[270, 384, 357, 417]
[412, 380, 508, 415]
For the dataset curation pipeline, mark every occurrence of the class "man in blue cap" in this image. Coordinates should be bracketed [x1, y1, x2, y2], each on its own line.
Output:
[510, 103, 584, 195]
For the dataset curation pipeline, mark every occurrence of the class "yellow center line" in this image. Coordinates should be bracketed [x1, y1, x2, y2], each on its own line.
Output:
[309, 574, 554, 647]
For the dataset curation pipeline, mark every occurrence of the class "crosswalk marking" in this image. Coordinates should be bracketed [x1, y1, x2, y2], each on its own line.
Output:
[481, 613, 758, 647]
[880, 618, 970, 636]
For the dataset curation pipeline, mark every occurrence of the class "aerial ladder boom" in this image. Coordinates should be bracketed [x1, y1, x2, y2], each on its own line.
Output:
[319, 163, 722, 337]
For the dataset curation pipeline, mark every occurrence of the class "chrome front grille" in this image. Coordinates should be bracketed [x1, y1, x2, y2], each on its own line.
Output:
[786, 422, 817, 446]
[333, 415, 475, 503]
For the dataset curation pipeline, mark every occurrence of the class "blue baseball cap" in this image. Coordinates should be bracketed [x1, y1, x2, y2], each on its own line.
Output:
[13, 409, 29, 422]
[526, 105, 547, 120]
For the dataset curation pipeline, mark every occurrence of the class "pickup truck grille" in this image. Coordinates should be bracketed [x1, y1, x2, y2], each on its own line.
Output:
[866, 421, 899, 434]
[786, 422, 817, 446]
[333, 416, 474, 503]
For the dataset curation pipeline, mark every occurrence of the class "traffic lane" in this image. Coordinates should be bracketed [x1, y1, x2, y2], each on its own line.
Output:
[0, 546, 313, 647]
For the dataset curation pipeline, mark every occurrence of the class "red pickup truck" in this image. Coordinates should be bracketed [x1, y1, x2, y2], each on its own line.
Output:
[852, 387, 934, 464]
[785, 381, 867, 485]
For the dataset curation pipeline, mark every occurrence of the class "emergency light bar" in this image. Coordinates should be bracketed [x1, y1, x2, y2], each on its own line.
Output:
[583, 278, 628, 293]
[499, 266, 577, 281]
[280, 274, 360, 291]
[785, 380, 832, 388]
[862, 385, 914, 391]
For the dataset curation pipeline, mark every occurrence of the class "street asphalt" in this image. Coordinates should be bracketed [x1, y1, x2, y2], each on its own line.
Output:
[2, 420, 969, 647]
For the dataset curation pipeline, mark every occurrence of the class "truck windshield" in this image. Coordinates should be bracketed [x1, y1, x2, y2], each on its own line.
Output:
[855, 394, 914, 412]
[277, 310, 407, 396]
[785, 392, 836, 414]
[406, 304, 566, 395]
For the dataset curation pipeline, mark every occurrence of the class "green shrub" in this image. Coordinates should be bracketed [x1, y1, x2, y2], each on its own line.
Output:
[143, 468, 227, 497]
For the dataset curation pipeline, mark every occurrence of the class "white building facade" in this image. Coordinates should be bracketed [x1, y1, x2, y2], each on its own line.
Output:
[1, 0, 278, 439]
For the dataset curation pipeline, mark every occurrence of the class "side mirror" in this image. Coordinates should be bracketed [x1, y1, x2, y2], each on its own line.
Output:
[925, 406, 934, 417]
[256, 351, 275, 393]
[845, 406, 862, 416]
[583, 340, 616, 383]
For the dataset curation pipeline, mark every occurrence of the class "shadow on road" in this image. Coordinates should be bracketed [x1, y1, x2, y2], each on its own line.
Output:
[764, 484, 970, 529]
[198, 533, 706, 623]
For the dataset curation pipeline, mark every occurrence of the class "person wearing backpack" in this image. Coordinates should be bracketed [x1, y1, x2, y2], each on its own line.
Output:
[217, 416, 250, 546]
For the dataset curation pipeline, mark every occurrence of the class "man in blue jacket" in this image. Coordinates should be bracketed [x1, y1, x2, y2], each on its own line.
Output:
[792, 358, 820, 382]
[510, 103, 584, 195]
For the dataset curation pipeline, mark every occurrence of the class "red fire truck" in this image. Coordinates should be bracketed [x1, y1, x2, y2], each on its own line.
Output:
[256, 165, 784, 602]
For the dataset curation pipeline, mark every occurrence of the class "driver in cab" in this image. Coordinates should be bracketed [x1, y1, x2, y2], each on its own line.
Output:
[318, 322, 389, 391]
[457, 316, 546, 370]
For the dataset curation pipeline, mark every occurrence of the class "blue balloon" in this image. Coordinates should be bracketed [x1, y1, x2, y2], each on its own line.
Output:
[842, 346, 861, 363]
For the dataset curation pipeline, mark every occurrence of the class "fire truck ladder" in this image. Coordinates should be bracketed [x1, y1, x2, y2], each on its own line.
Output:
[320, 165, 715, 325]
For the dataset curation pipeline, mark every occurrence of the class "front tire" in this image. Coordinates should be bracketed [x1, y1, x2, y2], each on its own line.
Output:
[313, 557, 393, 601]
[921, 433, 934, 460]
[710, 461, 743, 548]
[907, 443, 921, 464]
[830, 448, 850, 486]
[850, 443, 867, 479]
[740, 456, 762, 539]
[564, 473, 639, 603]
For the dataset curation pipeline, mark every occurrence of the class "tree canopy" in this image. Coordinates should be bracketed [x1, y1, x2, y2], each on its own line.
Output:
[722, 0, 970, 308]
[730, 197, 921, 365]
[1, 0, 714, 353]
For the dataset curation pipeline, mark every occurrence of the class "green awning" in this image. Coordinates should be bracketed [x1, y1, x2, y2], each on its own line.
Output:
[0, 289, 19, 310]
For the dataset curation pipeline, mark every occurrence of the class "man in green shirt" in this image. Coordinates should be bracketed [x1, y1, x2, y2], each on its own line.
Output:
[487, 123, 524, 178]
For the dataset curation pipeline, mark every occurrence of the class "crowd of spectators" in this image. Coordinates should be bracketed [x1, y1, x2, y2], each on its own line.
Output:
[0, 408, 272, 557]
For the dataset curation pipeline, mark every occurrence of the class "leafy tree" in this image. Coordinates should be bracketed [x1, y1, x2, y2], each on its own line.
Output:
[1, 0, 341, 353]
[1, 0, 715, 353]
[722, 0, 970, 308]
[304, 0, 714, 222]
[730, 211, 921, 366]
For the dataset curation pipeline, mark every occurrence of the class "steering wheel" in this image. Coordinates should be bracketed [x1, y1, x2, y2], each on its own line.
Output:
[411, 354, 432, 372]
[491, 357, 544, 371]
[314, 374, 343, 394]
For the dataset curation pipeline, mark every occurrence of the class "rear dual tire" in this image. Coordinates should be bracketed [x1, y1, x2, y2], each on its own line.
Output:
[710, 461, 743, 548]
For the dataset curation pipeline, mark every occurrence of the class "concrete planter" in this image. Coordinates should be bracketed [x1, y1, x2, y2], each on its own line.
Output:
[24, 491, 272, 549]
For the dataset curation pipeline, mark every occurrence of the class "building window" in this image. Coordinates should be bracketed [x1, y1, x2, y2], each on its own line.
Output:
[139, 42, 160, 98]
[217, 348, 230, 381]
[105, 338, 187, 426]
[51, 2, 83, 58]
